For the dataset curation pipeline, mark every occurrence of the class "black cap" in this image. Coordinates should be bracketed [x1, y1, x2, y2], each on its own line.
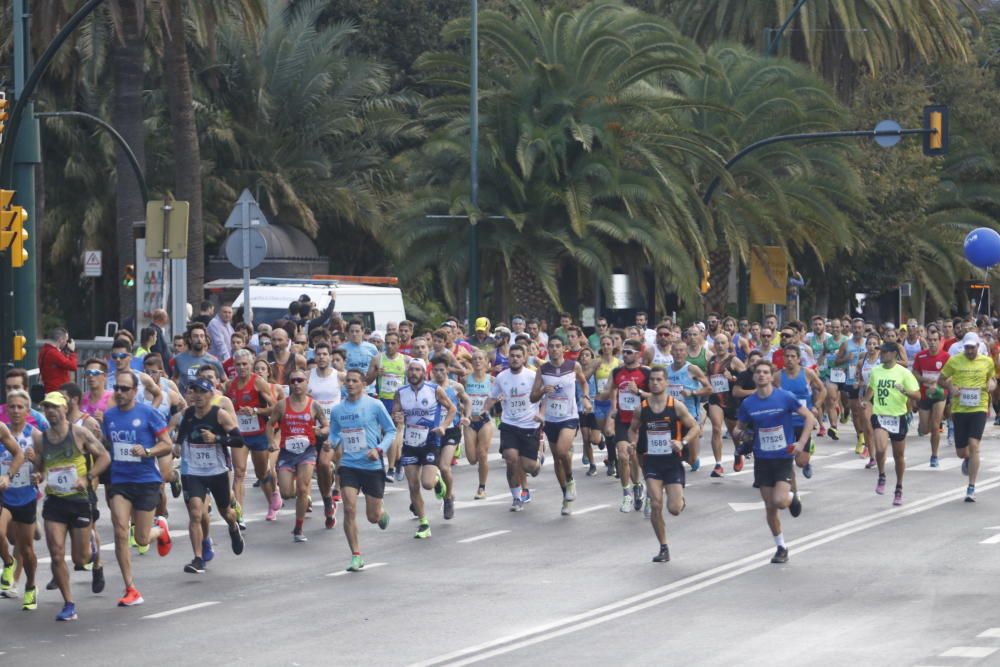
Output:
[298, 294, 311, 303]
[879, 342, 898, 353]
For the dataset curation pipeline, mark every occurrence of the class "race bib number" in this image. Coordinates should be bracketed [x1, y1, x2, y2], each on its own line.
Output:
[285, 436, 310, 455]
[877, 415, 900, 433]
[759, 425, 786, 452]
[469, 394, 488, 415]
[113, 441, 141, 463]
[237, 412, 260, 434]
[666, 385, 684, 400]
[830, 368, 846, 384]
[596, 378, 608, 394]
[546, 397, 571, 419]
[618, 392, 640, 411]
[847, 365, 857, 381]
[381, 374, 402, 395]
[959, 388, 981, 407]
[404, 425, 429, 448]
[647, 430, 672, 456]
[46, 465, 77, 494]
[923, 371, 940, 383]
[508, 396, 530, 414]
[342, 428, 365, 454]
[318, 400, 336, 421]
[187, 443, 217, 471]
[710, 374, 728, 394]
[2, 460, 30, 488]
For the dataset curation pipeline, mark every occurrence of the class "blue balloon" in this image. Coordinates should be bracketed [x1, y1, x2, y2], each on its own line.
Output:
[964, 227, 1000, 268]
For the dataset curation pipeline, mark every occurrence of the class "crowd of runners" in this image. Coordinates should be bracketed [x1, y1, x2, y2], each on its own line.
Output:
[1, 297, 995, 621]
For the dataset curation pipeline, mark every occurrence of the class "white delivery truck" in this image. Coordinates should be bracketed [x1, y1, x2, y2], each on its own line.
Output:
[207, 276, 405, 332]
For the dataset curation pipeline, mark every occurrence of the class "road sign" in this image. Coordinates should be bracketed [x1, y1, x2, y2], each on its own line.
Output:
[874, 119, 902, 148]
[225, 228, 267, 270]
[145, 200, 190, 259]
[749, 245, 786, 305]
[83, 249, 102, 277]
[224, 189, 270, 229]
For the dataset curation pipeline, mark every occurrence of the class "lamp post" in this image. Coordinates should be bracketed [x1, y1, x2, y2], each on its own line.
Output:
[468, 0, 480, 328]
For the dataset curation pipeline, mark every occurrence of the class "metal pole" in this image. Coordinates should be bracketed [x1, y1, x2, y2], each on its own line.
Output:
[468, 0, 480, 327]
[242, 198, 253, 326]
[767, 0, 810, 56]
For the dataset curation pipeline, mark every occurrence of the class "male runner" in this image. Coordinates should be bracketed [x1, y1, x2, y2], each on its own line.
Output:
[866, 343, 921, 506]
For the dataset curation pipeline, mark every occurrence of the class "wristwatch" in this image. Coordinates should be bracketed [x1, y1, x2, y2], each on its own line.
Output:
[144, 448, 152, 458]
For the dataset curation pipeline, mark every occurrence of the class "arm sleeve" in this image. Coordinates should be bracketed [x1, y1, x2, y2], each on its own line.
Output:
[376, 401, 396, 451]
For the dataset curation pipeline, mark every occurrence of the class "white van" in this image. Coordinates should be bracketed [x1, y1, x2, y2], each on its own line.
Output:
[210, 277, 406, 332]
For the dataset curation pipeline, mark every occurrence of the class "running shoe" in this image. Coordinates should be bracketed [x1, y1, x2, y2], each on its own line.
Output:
[394, 466, 405, 482]
[306, 495, 313, 513]
[385, 468, 395, 483]
[409, 502, 418, 517]
[652, 545, 670, 563]
[587, 463, 598, 477]
[817, 425, 826, 438]
[733, 453, 745, 473]
[789, 494, 802, 518]
[827, 426, 839, 441]
[620, 494, 633, 513]
[966, 485, 976, 503]
[474, 486, 487, 500]
[710, 463, 724, 478]
[1, 556, 16, 591]
[229, 525, 245, 555]
[414, 521, 431, 539]
[434, 477, 448, 501]
[265, 506, 278, 522]
[325, 502, 337, 530]
[582, 455, 590, 467]
[92, 566, 105, 594]
[802, 463, 813, 479]
[347, 555, 365, 572]
[930, 455, 940, 468]
[865, 457, 877, 470]
[510, 498, 524, 512]
[690, 458, 701, 472]
[202, 538, 214, 563]
[128, 523, 138, 549]
[46, 578, 57, 591]
[521, 489, 534, 504]
[22, 586, 37, 611]
[56, 602, 78, 621]
[253, 478, 262, 488]
[231, 499, 244, 527]
[270, 490, 283, 512]
[561, 500, 572, 516]
[875, 474, 886, 495]
[854, 441, 864, 456]
[443, 498, 455, 520]
[170, 475, 181, 498]
[117, 586, 143, 607]
[184, 557, 206, 574]
[893, 489, 903, 506]
[378, 511, 390, 530]
[293, 531, 308, 543]
[962, 458, 970, 476]
[605, 459, 614, 477]
[770, 546, 789, 564]
[565, 479, 577, 502]
[633, 484, 644, 511]
[455, 443, 463, 459]
[154, 517, 172, 557]
[1, 585, 18, 599]
[643, 497, 651, 519]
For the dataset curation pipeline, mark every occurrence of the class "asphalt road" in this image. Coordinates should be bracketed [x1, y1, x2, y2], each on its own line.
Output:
[2, 416, 1000, 667]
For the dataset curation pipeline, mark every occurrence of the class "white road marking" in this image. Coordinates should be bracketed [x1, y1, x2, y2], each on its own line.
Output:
[978, 628, 1000, 637]
[142, 601, 220, 619]
[572, 504, 610, 516]
[409, 475, 1000, 667]
[939, 647, 998, 658]
[728, 492, 811, 512]
[327, 562, 387, 577]
[980, 528, 1000, 544]
[458, 530, 510, 544]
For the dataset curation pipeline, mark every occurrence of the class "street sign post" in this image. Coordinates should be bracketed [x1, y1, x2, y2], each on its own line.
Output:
[223, 189, 270, 325]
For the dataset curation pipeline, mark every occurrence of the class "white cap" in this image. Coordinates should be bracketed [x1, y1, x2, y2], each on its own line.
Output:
[407, 358, 427, 371]
[371, 330, 385, 340]
[962, 332, 981, 347]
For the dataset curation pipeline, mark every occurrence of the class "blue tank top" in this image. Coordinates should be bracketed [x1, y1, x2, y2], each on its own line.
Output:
[733, 333, 746, 361]
[667, 363, 701, 417]
[845, 338, 866, 385]
[444, 383, 461, 427]
[780, 368, 811, 426]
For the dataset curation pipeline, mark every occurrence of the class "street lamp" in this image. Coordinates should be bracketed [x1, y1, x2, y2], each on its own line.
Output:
[468, 0, 481, 328]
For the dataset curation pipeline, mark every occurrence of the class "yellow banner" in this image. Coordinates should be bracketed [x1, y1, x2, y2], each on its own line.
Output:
[750, 246, 786, 305]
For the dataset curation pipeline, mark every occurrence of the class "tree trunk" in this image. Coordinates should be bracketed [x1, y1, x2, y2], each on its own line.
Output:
[508, 255, 554, 320]
[164, 0, 205, 308]
[111, 0, 146, 323]
[703, 246, 730, 314]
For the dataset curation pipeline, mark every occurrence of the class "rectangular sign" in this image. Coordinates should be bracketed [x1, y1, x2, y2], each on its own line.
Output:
[750, 246, 787, 305]
[83, 250, 102, 277]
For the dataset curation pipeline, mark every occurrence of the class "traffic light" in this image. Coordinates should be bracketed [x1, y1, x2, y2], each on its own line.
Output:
[122, 263, 135, 288]
[0, 92, 8, 145]
[12, 333, 26, 362]
[0, 191, 27, 268]
[923, 105, 948, 156]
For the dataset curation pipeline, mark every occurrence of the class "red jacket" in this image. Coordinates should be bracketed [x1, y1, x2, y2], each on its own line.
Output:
[38, 343, 77, 393]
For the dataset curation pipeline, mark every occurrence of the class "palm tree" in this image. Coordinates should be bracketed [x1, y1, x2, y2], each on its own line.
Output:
[394, 0, 722, 317]
[677, 44, 863, 313]
[673, 0, 976, 94]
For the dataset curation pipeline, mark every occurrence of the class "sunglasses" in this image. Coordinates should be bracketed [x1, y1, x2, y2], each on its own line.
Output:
[623, 349, 638, 355]
[780, 333, 792, 338]
[111, 352, 130, 360]
[289, 378, 306, 384]
[113, 385, 135, 392]
[84, 369, 105, 376]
